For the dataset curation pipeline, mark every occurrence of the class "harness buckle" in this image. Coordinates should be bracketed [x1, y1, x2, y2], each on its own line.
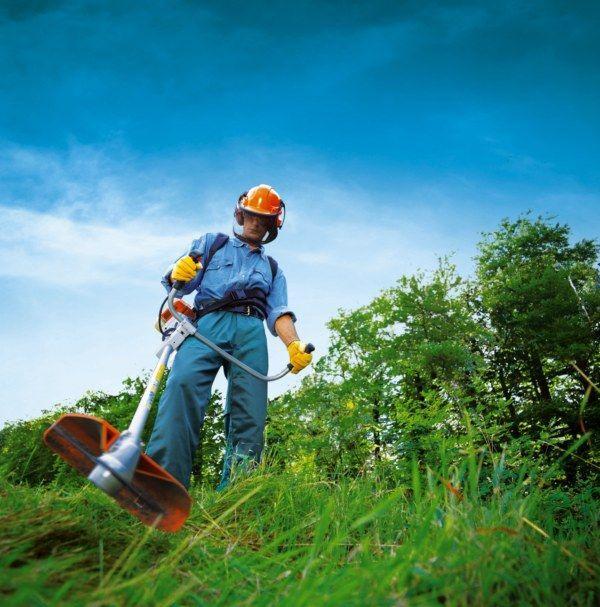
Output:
[245, 305, 251, 315]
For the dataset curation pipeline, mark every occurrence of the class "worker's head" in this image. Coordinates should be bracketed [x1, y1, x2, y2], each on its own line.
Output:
[234, 184, 285, 245]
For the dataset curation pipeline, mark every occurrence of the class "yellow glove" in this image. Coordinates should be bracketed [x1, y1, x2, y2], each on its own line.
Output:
[287, 340, 313, 374]
[171, 255, 202, 283]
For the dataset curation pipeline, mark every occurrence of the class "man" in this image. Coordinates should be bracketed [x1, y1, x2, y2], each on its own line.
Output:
[146, 184, 312, 490]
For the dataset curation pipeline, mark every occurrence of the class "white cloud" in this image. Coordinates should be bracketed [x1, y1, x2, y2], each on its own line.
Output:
[0, 143, 229, 287]
[0, 141, 457, 291]
[295, 251, 334, 265]
[0, 204, 201, 286]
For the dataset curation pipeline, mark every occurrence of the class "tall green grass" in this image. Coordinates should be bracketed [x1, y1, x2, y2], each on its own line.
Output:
[1, 445, 598, 606]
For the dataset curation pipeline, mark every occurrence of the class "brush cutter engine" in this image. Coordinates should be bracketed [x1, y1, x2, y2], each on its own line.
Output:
[155, 298, 196, 334]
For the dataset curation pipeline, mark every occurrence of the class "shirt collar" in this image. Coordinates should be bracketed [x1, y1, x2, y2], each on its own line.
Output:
[232, 235, 266, 258]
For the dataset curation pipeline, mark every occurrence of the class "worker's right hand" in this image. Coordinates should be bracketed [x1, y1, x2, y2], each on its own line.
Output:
[171, 255, 202, 284]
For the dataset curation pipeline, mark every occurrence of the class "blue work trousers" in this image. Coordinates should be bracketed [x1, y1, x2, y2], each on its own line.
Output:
[146, 311, 268, 489]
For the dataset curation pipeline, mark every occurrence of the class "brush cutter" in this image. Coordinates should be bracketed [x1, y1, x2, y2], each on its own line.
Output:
[44, 284, 314, 532]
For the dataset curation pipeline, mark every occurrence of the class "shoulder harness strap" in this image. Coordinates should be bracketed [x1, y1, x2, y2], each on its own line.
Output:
[192, 233, 229, 291]
[267, 255, 278, 280]
[204, 233, 229, 269]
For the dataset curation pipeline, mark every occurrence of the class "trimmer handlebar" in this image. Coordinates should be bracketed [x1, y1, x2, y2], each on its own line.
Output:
[303, 343, 316, 354]
[171, 280, 187, 291]
[167, 288, 313, 382]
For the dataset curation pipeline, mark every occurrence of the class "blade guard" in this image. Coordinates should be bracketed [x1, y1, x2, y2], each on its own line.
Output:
[43, 413, 191, 532]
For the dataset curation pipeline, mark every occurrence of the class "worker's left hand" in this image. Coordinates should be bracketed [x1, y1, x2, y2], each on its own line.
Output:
[287, 340, 313, 374]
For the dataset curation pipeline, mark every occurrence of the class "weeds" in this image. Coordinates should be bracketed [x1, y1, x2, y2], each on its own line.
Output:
[1, 446, 598, 606]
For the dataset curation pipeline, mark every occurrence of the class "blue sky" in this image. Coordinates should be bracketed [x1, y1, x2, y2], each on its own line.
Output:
[1, 0, 599, 424]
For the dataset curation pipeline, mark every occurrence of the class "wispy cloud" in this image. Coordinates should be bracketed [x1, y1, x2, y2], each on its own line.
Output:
[0, 142, 186, 218]
[0, 141, 476, 293]
[0, 204, 199, 286]
[0, 143, 227, 286]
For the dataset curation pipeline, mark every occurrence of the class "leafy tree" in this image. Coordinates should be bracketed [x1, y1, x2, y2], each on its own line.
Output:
[475, 215, 600, 476]
[268, 259, 490, 479]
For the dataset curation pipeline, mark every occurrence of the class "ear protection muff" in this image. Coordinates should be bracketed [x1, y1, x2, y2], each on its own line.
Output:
[275, 200, 286, 228]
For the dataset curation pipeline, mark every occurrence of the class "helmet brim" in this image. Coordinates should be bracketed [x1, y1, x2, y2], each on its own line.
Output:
[238, 204, 280, 218]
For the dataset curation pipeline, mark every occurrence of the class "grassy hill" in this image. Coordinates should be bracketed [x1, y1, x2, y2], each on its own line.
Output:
[1, 405, 598, 606]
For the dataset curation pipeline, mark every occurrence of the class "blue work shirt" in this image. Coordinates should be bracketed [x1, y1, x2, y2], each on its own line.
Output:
[162, 233, 296, 336]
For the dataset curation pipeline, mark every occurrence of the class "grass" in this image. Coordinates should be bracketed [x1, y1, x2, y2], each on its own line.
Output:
[1, 453, 598, 606]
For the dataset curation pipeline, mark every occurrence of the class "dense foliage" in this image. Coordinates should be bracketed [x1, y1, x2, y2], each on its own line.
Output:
[0, 214, 598, 605]
[269, 215, 599, 486]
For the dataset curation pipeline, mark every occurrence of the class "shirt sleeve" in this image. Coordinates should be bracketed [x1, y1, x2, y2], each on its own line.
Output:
[265, 266, 297, 336]
[161, 235, 208, 295]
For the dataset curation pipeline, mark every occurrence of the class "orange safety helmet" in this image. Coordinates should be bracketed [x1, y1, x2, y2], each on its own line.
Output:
[234, 184, 286, 244]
